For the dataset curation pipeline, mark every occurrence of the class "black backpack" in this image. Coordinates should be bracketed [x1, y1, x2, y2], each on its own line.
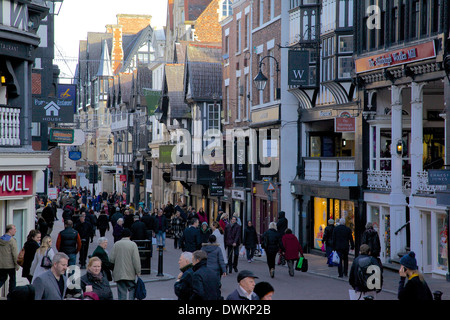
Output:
[355, 256, 382, 292]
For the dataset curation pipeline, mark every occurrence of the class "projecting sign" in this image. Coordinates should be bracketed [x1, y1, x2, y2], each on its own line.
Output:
[32, 98, 74, 123]
[288, 50, 309, 86]
[428, 170, 450, 185]
[49, 128, 74, 144]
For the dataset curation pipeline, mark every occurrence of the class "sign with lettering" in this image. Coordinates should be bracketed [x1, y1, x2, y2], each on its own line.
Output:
[288, 50, 309, 86]
[0, 171, 33, 197]
[335, 117, 356, 132]
[339, 173, 358, 187]
[355, 41, 436, 74]
[209, 181, 224, 197]
[428, 170, 450, 186]
[32, 98, 75, 123]
[50, 128, 74, 144]
[57, 84, 77, 112]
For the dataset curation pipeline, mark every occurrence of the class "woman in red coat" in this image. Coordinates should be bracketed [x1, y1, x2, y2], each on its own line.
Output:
[282, 229, 304, 276]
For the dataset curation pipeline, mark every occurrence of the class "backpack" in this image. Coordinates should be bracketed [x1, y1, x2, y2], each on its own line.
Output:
[355, 256, 381, 293]
[135, 277, 147, 300]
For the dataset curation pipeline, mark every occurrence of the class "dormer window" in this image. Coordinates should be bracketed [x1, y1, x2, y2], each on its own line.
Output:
[223, 0, 232, 17]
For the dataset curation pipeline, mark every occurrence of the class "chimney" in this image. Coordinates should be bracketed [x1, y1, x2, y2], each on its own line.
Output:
[106, 24, 123, 74]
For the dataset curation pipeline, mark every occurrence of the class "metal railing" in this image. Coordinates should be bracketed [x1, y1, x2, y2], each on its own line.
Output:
[0, 105, 20, 146]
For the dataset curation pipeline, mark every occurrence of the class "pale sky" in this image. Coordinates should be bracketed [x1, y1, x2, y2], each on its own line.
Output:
[54, 0, 168, 81]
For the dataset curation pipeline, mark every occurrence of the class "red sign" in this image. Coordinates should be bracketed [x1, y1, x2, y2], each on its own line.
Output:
[335, 117, 356, 132]
[355, 41, 436, 74]
[0, 171, 33, 197]
[120, 174, 127, 182]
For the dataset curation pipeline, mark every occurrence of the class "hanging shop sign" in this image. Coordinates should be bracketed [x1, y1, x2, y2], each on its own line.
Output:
[32, 98, 75, 123]
[335, 111, 356, 132]
[355, 41, 436, 74]
[0, 171, 33, 197]
[288, 50, 310, 86]
[49, 128, 74, 144]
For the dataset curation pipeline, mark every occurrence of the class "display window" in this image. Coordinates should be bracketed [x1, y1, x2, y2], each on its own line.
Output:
[437, 213, 448, 272]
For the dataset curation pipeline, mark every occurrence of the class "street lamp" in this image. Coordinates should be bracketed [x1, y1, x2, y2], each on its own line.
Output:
[253, 55, 280, 98]
[44, 0, 64, 15]
[154, 106, 163, 122]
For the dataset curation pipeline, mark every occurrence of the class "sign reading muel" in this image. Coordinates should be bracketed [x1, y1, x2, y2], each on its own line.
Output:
[288, 50, 309, 86]
[0, 171, 33, 197]
[355, 41, 436, 74]
[32, 98, 74, 123]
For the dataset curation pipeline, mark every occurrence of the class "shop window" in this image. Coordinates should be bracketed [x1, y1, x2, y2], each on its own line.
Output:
[437, 214, 448, 272]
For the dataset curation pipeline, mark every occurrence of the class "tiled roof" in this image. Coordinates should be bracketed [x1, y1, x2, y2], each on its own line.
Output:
[165, 64, 190, 119]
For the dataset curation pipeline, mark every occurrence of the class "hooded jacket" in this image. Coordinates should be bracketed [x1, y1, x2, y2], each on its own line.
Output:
[0, 234, 19, 270]
[201, 243, 226, 276]
[276, 211, 288, 235]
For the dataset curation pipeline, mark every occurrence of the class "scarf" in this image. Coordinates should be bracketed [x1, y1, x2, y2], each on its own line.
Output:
[87, 269, 103, 282]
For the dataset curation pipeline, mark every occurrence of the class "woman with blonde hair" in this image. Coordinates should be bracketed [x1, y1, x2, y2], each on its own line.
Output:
[30, 235, 55, 283]
[80, 256, 113, 300]
[261, 222, 285, 278]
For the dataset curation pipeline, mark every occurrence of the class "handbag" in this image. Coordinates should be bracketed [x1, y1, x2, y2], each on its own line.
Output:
[41, 249, 52, 269]
[135, 276, 147, 300]
[17, 247, 25, 267]
[301, 257, 308, 272]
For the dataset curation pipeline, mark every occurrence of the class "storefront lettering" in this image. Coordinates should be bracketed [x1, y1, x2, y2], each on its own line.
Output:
[0, 174, 30, 192]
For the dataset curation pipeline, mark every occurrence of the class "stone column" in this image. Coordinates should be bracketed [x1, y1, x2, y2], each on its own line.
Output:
[410, 82, 426, 193]
[389, 84, 407, 260]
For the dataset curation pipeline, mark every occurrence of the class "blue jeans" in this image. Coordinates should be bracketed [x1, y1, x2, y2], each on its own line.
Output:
[156, 231, 166, 247]
[67, 253, 77, 266]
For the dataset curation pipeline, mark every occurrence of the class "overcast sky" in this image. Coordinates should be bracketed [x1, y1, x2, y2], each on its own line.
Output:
[54, 0, 168, 81]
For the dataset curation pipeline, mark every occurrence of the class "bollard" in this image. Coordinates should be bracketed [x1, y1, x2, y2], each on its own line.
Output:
[157, 245, 164, 276]
[433, 291, 443, 300]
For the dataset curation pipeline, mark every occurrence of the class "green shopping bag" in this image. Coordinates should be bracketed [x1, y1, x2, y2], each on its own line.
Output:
[296, 257, 304, 271]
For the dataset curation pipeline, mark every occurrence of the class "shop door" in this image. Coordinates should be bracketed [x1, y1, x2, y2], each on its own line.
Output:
[260, 199, 269, 235]
[382, 207, 391, 263]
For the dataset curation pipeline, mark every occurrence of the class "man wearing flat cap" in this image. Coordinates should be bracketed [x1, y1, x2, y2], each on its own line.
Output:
[226, 270, 260, 300]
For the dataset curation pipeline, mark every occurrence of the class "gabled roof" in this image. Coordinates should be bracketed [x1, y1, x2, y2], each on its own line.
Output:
[120, 25, 153, 72]
[164, 64, 190, 118]
[184, 43, 222, 101]
[184, 0, 214, 22]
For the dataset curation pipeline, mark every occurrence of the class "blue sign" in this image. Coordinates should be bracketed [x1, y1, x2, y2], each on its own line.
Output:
[68, 151, 82, 161]
[57, 84, 77, 112]
[339, 173, 358, 187]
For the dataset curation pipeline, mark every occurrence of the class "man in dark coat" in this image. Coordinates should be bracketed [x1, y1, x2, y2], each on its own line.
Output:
[322, 219, 335, 266]
[224, 216, 242, 274]
[361, 222, 381, 260]
[74, 213, 94, 269]
[243, 221, 258, 262]
[226, 270, 259, 300]
[42, 204, 55, 235]
[130, 215, 148, 241]
[180, 218, 202, 252]
[141, 208, 155, 239]
[56, 220, 81, 266]
[174, 252, 194, 300]
[332, 218, 355, 278]
[190, 250, 221, 300]
[276, 211, 288, 236]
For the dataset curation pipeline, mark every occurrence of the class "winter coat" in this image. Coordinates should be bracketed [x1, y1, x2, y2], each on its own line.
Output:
[276, 211, 288, 235]
[243, 225, 258, 249]
[197, 211, 208, 224]
[74, 221, 94, 240]
[141, 214, 155, 232]
[42, 206, 55, 228]
[191, 259, 222, 300]
[22, 239, 40, 278]
[113, 224, 124, 242]
[109, 238, 141, 281]
[322, 225, 335, 248]
[180, 226, 202, 252]
[91, 245, 113, 281]
[154, 215, 168, 232]
[262, 229, 284, 254]
[349, 254, 383, 293]
[226, 287, 259, 300]
[361, 228, 381, 257]
[130, 220, 148, 240]
[80, 270, 113, 300]
[56, 227, 81, 255]
[174, 264, 194, 300]
[398, 274, 433, 300]
[332, 224, 355, 252]
[212, 229, 228, 264]
[96, 213, 110, 231]
[31, 248, 55, 280]
[282, 233, 303, 260]
[224, 222, 241, 247]
[201, 243, 226, 276]
[0, 234, 19, 270]
[110, 212, 123, 228]
[200, 225, 212, 244]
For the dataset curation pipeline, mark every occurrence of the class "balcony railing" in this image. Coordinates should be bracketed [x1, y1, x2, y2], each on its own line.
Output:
[416, 171, 447, 194]
[0, 106, 20, 146]
[303, 157, 355, 183]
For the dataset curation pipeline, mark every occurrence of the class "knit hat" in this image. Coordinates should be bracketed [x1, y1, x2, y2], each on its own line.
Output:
[400, 251, 418, 270]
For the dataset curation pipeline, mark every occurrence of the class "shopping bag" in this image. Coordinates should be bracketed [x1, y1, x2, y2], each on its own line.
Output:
[296, 257, 304, 271]
[331, 251, 340, 265]
[239, 246, 246, 257]
[135, 276, 147, 300]
[301, 257, 308, 272]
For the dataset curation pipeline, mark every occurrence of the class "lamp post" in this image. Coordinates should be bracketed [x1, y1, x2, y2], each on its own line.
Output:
[154, 107, 163, 122]
[253, 55, 280, 99]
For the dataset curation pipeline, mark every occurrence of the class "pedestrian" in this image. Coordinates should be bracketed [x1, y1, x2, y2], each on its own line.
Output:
[155, 209, 168, 248]
[91, 237, 114, 281]
[398, 251, 433, 300]
[276, 211, 288, 236]
[130, 215, 148, 241]
[243, 220, 258, 263]
[224, 216, 241, 274]
[110, 206, 123, 229]
[191, 250, 222, 300]
[109, 228, 141, 300]
[199, 222, 212, 244]
[332, 218, 355, 278]
[211, 221, 227, 265]
[33, 252, 69, 300]
[74, 213, 94, 269]
[180, 218, 202, 253]
[56, 220, 82, 266]
[322, 219, 335, 266]
[226, 270, 259, 300]
[197, 207, 208, 225]
[201, 234, 227, 278]
[123, 209, 134, 230]
[113, 218, 124, 243]
[22, 230, 41, 283]
[42, 203, 55, 235]
[254, 281, 274, 300]
[349, 244, 383, 300]
[262, 222, 284, 278]
[0, 224, 20, 293]
[30, 235, 55, 283]
[36, 213, 48, 237]
[281, 228, 303, 276]
[174, 251, 194, 300]
[218, 211, 228, 231]
[361, 222, 382, 264]
[96, 209, 110, 237]
[80, 257, 114, 300]
[171, 211, 185, 249]
[86, 209, 98, 241]
[141, 208, 155, 240]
